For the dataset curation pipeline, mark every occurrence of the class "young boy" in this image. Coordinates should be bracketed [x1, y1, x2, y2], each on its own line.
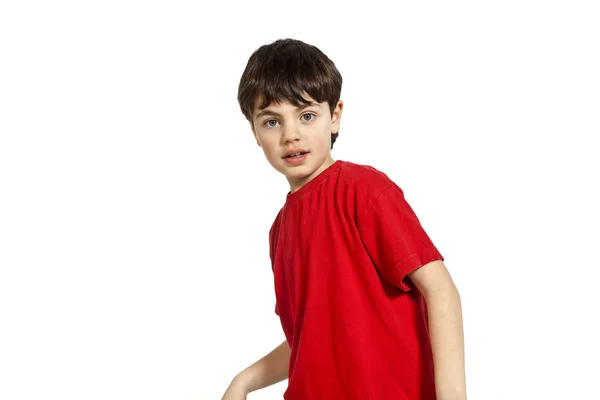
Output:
[222, 39, 466, 400]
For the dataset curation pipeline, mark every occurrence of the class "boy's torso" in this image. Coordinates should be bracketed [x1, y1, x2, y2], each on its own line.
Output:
[269, 160, 438, 400]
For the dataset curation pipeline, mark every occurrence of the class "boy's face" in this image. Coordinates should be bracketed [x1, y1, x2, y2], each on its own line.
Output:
[250, 94, 343, 193]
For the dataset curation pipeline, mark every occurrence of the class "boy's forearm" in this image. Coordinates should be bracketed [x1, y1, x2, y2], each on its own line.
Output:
[231, 340, 291, 394]
[425, 284, 467, 400]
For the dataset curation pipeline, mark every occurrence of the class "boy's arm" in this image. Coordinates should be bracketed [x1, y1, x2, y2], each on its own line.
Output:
[409, 260, 466, 400]
[222, 340, 290, 399]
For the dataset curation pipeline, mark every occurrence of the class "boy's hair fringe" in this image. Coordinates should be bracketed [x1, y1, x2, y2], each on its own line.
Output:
[237, 38, 343, 148]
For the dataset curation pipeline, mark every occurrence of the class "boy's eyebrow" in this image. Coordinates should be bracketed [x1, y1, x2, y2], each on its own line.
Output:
[255, 102, 318, 119]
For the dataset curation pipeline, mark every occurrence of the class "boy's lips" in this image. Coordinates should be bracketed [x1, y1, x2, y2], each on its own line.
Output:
[282, 149, 309, 158]
[282, 151, 309, 165]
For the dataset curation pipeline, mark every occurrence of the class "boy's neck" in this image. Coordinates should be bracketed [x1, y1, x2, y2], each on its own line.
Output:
[287, 155, 336, 194]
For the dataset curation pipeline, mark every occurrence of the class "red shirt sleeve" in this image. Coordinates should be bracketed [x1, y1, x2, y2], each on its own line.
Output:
[359, 183, 444, 291]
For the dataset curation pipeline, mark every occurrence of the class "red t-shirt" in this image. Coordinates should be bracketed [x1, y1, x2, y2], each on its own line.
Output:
[268, 160, 444, 400]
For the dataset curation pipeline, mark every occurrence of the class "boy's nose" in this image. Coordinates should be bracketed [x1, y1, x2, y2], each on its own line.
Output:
[282, 124, 301, 142]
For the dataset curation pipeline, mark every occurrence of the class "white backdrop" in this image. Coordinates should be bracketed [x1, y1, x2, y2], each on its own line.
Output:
[1, 1, 598, 399]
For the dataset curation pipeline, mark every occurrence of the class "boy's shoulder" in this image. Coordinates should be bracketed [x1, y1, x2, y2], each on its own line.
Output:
[271, 160, 401, 228]
[338, 160, 398, 195]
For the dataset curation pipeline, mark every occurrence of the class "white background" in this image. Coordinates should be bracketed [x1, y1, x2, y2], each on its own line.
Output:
[1, 1, 598, 399]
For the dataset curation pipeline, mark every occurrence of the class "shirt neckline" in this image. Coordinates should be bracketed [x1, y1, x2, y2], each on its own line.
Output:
[285, 160, 344, 205]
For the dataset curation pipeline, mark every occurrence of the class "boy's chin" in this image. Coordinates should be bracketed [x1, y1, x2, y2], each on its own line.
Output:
[282, 167, 311, 179]
[281, 165, 314, 181]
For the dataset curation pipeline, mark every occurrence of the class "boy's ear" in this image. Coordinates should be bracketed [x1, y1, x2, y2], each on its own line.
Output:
[249, 121, 262, 148]
[331, 100, 344, 133]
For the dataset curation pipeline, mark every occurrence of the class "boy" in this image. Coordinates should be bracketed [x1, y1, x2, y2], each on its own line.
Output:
[222, 39, 466, 400]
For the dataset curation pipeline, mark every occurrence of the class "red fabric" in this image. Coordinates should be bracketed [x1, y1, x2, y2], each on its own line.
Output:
[268, 160, 444, 400]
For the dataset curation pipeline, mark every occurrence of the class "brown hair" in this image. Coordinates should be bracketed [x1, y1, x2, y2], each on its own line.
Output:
[237, 38, 343, 148]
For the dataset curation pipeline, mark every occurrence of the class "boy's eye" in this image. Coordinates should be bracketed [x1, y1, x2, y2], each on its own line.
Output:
[264, 119, 279, 128]
[302, 113, 316, 121]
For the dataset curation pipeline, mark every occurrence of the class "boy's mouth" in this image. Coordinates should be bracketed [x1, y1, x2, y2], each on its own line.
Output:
[283, 151, 309, 159]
